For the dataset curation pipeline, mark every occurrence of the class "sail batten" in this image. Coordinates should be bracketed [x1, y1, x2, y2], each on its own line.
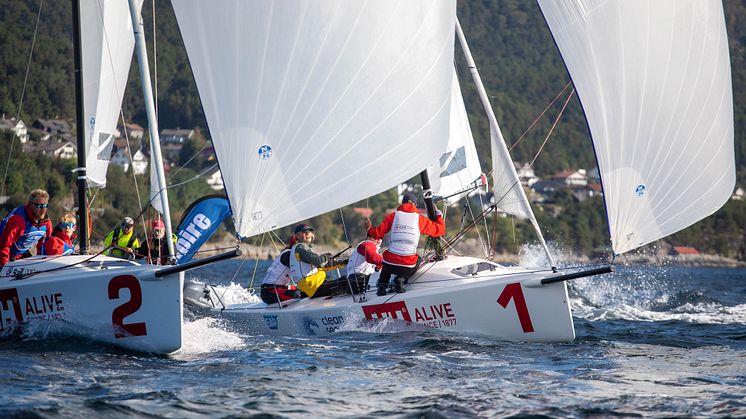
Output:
[538, 0, 735, 255]
[173, 0, 456, 237]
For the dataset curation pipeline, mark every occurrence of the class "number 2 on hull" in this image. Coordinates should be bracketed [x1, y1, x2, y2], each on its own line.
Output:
[497, 283, 534, 333]
[108, 275, 147, 338]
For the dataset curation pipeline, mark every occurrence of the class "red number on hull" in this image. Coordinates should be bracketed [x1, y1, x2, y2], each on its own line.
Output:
[497, 283, 534, 333]
[108, 275, 147, 338]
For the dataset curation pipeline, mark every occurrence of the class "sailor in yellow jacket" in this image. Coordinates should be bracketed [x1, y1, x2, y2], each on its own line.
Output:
[289, 223, 346, 298]
[103, 217, 140, 260]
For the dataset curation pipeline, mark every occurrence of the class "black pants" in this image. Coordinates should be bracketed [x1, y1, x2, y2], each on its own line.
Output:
[377, 259, 420, 288]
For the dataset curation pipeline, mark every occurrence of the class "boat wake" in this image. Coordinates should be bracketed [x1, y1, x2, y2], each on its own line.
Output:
[568, 269, 746, 325]
[184, 279, 262, 308]
[518, 241, 580, 269]
[178, 317, 245, 355]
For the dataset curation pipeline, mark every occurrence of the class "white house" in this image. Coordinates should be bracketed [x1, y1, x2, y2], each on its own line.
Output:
[160, 128, 194, 144]
[205, 166, 224, 190]
[0, 118, 29, 143]
[118, 123, 145, 140]
[552, 169, 588, 187]
[514, 161, 540, 186]
[732, 186, 744, 201]
[111, 148, 148, 175]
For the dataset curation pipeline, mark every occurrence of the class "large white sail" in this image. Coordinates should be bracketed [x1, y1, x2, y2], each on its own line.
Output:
[428, 69, 483, 205]
[172, 0, 456, 238]
[80, 0, 142, 188]
[538, 0, 735, 255]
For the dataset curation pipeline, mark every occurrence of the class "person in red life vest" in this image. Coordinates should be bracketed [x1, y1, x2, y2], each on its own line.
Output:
[260, 235, 301, 304]
[0, 189, 53, 267]
[343, 234, 382, 295]
[366, 192, 445, 296]
[138, 219, 172, 265]
[42, 213, 77, 256]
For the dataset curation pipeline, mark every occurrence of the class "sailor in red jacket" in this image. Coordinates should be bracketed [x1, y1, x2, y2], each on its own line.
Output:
[366, 192, 445, 296]
[0, 189, 53, 267]
[42, 213, 77, 256]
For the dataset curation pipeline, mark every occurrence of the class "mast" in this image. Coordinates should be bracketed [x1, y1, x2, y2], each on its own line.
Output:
[72, 0, 89, 254]
[420, 169, 446, 261]
[455, 18, 556, 270]
[419, 170, 437, 220]
[128, 0, 176, 262]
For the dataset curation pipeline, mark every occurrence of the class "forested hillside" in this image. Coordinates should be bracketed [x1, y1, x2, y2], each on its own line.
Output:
[0, 0, 744, 259]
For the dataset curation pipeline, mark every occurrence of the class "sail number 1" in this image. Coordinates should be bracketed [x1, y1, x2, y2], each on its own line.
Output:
[497, 283, 534, 333]
[108, 275, 147, 338]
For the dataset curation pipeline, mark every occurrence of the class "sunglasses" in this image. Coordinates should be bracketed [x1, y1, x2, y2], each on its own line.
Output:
[61, 222, 76, 229]
[31, 202, 48, 209]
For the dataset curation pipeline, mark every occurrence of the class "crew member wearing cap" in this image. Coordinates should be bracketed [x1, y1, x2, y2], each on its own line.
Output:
[0, 188, 53, 267]
[42, 213, 77, 256]
[289, 223, 341, 298]
[103, 217, 140, 260]
[138, 219, 171, 265]
[366, 192, 445, 296]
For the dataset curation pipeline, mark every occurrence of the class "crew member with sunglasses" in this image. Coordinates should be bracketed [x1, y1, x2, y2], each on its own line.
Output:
[0, 189, 53, 267]
[42, 213, 77, 256]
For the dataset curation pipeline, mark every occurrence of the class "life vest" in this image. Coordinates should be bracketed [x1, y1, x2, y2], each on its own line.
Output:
[289, 243, 327, 297]
[262, 248, 292, 286]
[41, 233, 74, 256]
[0, 206, 49, 259]
[387, 210, 420, 257]
[106, 227, 137, 258]
[346, 239, 379, 276]
[289, 243, 319, 281]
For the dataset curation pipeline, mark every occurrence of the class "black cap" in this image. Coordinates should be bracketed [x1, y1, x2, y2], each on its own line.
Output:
[402, 192, 418, 205]
[294, 223, 314, 234]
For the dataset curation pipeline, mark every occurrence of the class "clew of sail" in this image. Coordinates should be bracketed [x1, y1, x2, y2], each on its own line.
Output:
[172, 0, 456, 238]
[538, 0, 735, 255]
[80, 0, 143, 188]
[427, 69, 484, 205]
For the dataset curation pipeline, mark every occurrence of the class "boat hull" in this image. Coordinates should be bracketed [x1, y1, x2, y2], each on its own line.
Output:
[0, 255, 183, 354]
[206, 256, 574, 342]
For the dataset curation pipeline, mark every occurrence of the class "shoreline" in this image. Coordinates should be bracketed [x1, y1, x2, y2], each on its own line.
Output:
[194, 239, 746, 269]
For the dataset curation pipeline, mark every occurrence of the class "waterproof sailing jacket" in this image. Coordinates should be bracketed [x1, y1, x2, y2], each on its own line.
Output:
[289, 243, 330, 281]
[346, 239, 382, 276]
[367, 203, 445, 268]
[42, 227, 75, 256]
[103, 227, 140, 259]
[262, 247, 293, 286]
[0, 205, 52, 266]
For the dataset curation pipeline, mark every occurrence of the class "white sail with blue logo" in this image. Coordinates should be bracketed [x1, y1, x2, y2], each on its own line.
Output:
[538, 0, 735, 255]
[172, 0, 456, 238]
[80, 0, 143, 188]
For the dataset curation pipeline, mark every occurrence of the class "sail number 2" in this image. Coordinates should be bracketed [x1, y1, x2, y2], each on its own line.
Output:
[108, 275, 147, 338]
[497, 283, 534, 333]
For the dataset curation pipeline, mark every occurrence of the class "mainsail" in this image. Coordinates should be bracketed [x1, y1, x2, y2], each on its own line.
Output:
[173, 0, 456, 238]
[538, 0, 735, 255]
[428, 69, 484, 205]
[80, 0, 142, 188]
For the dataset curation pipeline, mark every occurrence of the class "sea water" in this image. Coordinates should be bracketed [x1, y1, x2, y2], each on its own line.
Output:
[1, 261, 744, 417]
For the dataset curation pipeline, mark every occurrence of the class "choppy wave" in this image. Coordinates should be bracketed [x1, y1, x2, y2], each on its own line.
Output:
[568, 267, 746, 325]
[178, 317, 245, 355]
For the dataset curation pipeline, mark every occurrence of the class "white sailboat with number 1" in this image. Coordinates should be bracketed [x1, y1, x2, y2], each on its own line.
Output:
[177, 0, 734, 341]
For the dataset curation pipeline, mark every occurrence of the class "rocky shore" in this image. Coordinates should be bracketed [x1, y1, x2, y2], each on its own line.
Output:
[196, 238, 746, 268]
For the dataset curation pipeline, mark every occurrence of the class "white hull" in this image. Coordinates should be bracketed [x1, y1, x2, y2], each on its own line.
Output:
[189, 256, 574, 342]
[0, 255, 183, 353]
